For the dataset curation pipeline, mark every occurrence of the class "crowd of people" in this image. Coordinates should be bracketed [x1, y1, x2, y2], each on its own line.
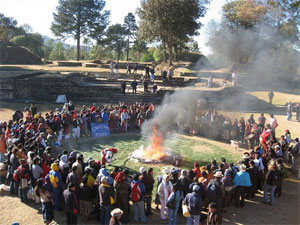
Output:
[0, 101, 299, 225]
[1, 101, 155, 149]
[178, 106, 290, 151]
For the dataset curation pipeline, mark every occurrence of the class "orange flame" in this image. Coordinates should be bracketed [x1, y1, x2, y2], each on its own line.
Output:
[144, 126, 167, 161]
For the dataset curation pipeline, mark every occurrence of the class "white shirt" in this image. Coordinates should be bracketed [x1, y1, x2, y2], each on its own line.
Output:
[270, 117, 277, 129]
[121, 112, 129, 121]
[254, 158, 264, 171]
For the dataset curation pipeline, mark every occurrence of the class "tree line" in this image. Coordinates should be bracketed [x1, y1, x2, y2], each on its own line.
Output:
[1, 0, 298, 68]
[0, 0, 204, 63]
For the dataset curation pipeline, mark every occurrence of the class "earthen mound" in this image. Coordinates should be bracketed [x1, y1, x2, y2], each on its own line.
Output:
[0, 40, 43, 65]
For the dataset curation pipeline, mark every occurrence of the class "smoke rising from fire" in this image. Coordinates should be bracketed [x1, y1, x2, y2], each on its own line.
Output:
[206, 19, 299, 89]
[141, 89, 204, 140]
[141, 3, 299, 145]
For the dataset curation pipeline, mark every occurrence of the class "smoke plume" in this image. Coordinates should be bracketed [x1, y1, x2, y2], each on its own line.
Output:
[141, 89, 204, 140]
[206, 20, 299, 89]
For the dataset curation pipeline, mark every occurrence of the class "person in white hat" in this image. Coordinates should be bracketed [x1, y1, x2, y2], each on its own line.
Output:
[110, 208, 123, 225]
[139, 167, 146, 174]
[207, 171, 225, 211]
[233, 164, 252, 207]
[154, 167, 171, 209]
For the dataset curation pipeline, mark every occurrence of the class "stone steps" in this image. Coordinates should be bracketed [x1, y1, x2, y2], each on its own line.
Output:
[74, 93, 163, 104]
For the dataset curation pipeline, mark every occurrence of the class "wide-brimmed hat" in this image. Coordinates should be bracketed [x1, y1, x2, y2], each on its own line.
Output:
[214, 171, 224, 178]
[111, 208, 123, 217]
[242, 154, 250, 159]
[161, 167, 170, 174]
[139, 167, 146, 174]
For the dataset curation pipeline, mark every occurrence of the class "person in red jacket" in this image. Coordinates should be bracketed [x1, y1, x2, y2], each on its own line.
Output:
[193, 162, 201, 179]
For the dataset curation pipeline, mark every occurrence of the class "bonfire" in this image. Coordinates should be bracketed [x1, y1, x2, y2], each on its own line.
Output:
[131, 126, 182, 164]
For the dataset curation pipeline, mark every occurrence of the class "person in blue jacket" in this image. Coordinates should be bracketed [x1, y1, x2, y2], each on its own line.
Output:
[234, 164, 252, 207]
[184, 185, 203, 225]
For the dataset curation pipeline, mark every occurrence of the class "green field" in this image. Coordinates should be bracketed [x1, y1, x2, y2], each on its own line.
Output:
[67, 133, 243, 177]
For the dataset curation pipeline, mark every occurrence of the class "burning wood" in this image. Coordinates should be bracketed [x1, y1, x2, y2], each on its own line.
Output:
[143, 126, 167, 161]
[131, 126, 182, 164]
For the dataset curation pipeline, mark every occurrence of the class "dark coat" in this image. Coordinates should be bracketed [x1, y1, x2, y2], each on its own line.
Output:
[99, 184, 115, 206]
[207, 211, 222, 225]
[79, 184, 93, 201]
[179, 176, 192, 197]
[63, 189, 79, 214]
[184, 192, 202, 215]
[142, 173, 155, 196]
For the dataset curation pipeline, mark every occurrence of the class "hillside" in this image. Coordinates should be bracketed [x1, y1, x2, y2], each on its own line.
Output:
[0, 40, 43, 65]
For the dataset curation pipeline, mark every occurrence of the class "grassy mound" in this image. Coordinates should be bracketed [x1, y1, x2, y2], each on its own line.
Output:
[0, 40, 43, 65]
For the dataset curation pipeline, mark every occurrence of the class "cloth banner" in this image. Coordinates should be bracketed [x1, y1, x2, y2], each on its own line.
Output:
[56, 95, 67, 103]
[91, 122, 110, 137]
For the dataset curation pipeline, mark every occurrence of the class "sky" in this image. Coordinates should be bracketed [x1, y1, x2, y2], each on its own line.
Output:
[0, 0, 225, 55]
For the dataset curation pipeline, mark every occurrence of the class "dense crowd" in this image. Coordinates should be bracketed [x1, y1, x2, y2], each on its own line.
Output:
[0, 102, 299, 225]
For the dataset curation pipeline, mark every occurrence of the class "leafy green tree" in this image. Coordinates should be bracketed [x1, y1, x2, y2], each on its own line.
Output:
[131, 39, 148, 61]
[0, 13, 24, 41]
[42, 39, 55, 60]
[105, 24, 127, 61]
[222, 0, 267, 29]
[140, 51, 154, 62]
[186, 39, 200, 53]
[65, 46, 77, 60]
[266, 0, 299, 42]
[51, 0, 110, 61]
[11, 33, 44, 57]
[88, 44, 105, 59]
[138, 0, 210, 64]
[123, 12, 138, 61]
[20, 24, 33, 33]
[49, 42, 65, 60]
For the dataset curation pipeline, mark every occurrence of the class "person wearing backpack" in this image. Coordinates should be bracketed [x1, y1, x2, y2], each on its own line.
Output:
[167, 183, 183, 225]
[158, 174, 173, 220]
[99, 176, 115, 225]
[183, 185, 203, 225]
[130, 174, 147, 223]
[233, 164, 252, 208]
[207, 171, 225, 211]
[262, 162, 279, 206]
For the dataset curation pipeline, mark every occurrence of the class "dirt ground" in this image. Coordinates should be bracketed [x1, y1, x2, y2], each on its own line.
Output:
[0, 91, 299, 225]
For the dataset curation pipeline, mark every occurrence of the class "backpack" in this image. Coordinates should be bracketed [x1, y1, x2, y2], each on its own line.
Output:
[166, 193, 177, 210]
[131, 182, 141, 202]
[207, 181, 217, 200]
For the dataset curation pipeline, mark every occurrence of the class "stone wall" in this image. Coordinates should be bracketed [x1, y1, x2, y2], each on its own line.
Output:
[0, 77, 122, 101]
